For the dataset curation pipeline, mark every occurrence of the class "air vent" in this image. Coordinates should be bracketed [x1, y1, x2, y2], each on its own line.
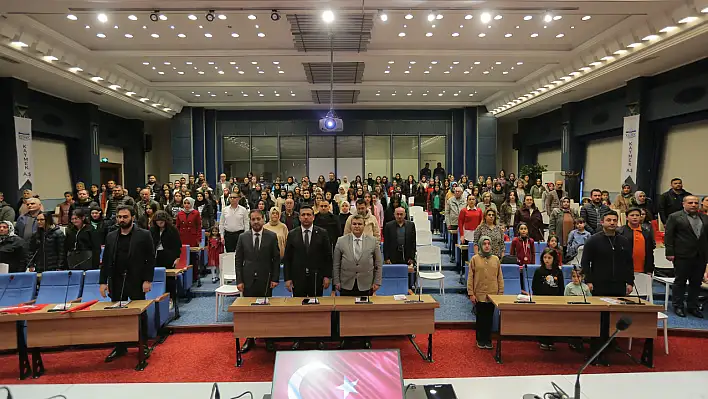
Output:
[634, 56, 659, 65]
[287, 13, 374, 52]
[311, 90, 360, 104]
[0, 55, 20, 64]
[303, 62, 364, 84]
[89, 90, 103, 96]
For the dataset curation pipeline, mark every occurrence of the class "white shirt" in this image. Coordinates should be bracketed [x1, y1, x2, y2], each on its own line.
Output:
[219, 204, 249, 236]
[252, 229, 262, 250]
[301, 225, 312, 243]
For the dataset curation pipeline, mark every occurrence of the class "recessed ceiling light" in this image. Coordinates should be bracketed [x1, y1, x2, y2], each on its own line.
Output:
[97, 13, 108, 23]
[450, 32, 460, 37]
[96, 33, 106, 38]
[158, 71, 165, 75]
[474, 61, 481, 65]
[531, 33, 539, 37]
[68, 67, 83, 72]
[580, 67, 592, 72]
[556, 33, 565, 38]
[404, 70, 410, 74]
[464, 14, 473, 20]
[627, 42, 641, 48]
[258, 70, 264, 74]
[384, 70, 390, 74]
[43, 55, 58, 61]
[478, 33, 486, 37]
[91, 76, 104, 82]
[601, 56, 613, 61]
[464, 71, 470, 74]
[494, 15, 503, 20]
[424, 70, 430, 74]
[642, 34, 659, 41]
[109, 84, 121, 90]
[483, 71, 489, 74]
[582, 15, 591, 21]
[426, 32, 433, 37]
[198, 71, 205, 74]
[258, 32, 266, 38]
[248, 14, 257, 20]
[524, 15, 533, 21]
[238, 70, 245, 74]
[502, 71, 509, 75]
[188, 14, 198, 20]
[495, 61, 502, 65]
[544, 13, 553, 23]
[398, 32, 406, 37]
[659, 26, 677, 33]
[217, 14, 227, 20]
[218, 70, 224, 74]
[124, 33, 133, 38]
[151, 33, 159, 38]
[613, 49, 628, 55]
[10, 41, 28, 48]
[443, 71, 450, 74]
[438, 93, 443, 97]
[480, 12, 492, 23]
[177, 71, 184, 75]
[505, 33, 512, 38]
[679, 16, 698, 23]
[67, 14, 78, 21]
[590, 61, 602, 66]
[405, 13, 413, 20]
[204, 33, 212, 38]
[152, 66, 156, 70]
[553, 15, 562, 21]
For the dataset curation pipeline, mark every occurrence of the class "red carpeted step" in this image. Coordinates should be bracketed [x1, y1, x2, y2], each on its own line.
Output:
[1, 330, 707, 384]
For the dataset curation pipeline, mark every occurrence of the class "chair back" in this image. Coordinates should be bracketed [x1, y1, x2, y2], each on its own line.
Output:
[220, 252, 237, 282]
[654, 247, 671, 268]
[178, 245, 190, 269]
[416, 230, 433, 246]
[378, 264, 409, 295]
[501, 264, 522, 295]
[504, 241, 512, 254]
[410, 206, 425, 216]
[145, 268, 167, 300]
[81, 270, 110, 302]
[0, 272, 38, 306]
[633, 272, 654, 302]
[35, 271, 84, 304]
[535, 242, 547, 254]
[414, 217, 431, 232]
[417, 245, 441, 272]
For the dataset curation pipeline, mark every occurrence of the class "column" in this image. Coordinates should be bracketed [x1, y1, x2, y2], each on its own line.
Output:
[171, 107, 193, 174]
[626, 78, 658, 199]
[204, 109, 217, 187]
[463, 107, 477, 178]
[192, 107, 206, 177]
[560, 102, 585, 201]
[0, 78, 30, 206]
[476, 107, 497, 178]
[450, 109, 464, 177]
[67, 104, 101, 187]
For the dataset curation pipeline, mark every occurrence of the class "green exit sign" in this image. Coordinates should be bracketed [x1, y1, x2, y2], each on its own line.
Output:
[100, 157, 108, 163]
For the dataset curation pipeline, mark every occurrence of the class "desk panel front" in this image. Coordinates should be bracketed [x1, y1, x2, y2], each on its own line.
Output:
[0, 321, 17, 350]
[229, 297, 334, 338]
[607, 300, 661, 339]
[336, 295, 439, 337]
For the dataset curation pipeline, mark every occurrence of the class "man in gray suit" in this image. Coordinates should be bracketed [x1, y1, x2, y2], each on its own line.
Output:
[235, 209, 281, 352]
[333, 215, 383, 296]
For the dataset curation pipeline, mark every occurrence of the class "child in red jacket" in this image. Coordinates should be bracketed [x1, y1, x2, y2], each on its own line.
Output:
[510, 222, 536, 265]
[207, 226, 224, 283]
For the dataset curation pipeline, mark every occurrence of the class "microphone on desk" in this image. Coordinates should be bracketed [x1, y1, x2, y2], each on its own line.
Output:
[405, 260, 424, 304]
[24, 249, 39, 272]
[567, 265, 590, 305]
[251, 272, 271, 306]
[515, 265, 535, 304]
[117, 271, 128, 308]
[210, 382, 220, 399]
[628, 282, 644, 305]
[48, 271, 72, 312]
[0, 275, 14, 304]
[0, 386, 13, 399]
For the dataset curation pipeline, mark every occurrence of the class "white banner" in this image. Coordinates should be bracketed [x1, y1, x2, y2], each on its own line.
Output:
[620, 114, 639, 188]
[14, 116, 33, 189]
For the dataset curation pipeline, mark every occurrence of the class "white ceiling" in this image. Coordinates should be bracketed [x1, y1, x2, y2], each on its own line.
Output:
[0, 0, 706, 119]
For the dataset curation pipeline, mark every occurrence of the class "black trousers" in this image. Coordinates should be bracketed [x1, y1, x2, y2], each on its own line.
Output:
[340, 281, 371, 297]
[293, 274, 324, 297]
[224, 230, 244, 253]
[672, 256, 705, 310]
[432, 209, 441, 232]
[243, 278, 273, 298]
[109, 276, 146, 302]
[474, 301, 495, 343]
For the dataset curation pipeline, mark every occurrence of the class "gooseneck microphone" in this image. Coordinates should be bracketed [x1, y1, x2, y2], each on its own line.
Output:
[573, 316, 632, 399]
[568, 265, 590, 305]
[251, 272, 271, 306]
[0, 275, 15, 304]
[117, 271, 128, 308]
[48, 271, 73, 312]
[515, 265, 535, 303]
[210, 382, 220, 399]
[629, 282, 644, 305]
[24, 249, 39, 272]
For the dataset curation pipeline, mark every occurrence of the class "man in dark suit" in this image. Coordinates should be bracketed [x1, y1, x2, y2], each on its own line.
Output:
[99, 205, 155, 362]
[284, 205, 333, 297]
[234, 209, 280, 352]
[664, 196, 708, 318]
[383, 207, 417, 290]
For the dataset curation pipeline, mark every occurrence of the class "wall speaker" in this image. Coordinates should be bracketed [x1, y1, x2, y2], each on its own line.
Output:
[144, 134, 153, 152]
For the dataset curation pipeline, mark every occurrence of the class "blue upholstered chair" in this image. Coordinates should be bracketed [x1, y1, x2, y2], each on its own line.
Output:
[81, 270, 111, 302]
[0, 273, 38, 306]
[377, 264, 409, 296]
[145, 267, 171, 338]
[35, 271, 83, 304]
[176, 245, 193, 298]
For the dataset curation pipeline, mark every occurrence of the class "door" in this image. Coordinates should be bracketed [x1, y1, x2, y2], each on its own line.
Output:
[100, 162, 122, 185]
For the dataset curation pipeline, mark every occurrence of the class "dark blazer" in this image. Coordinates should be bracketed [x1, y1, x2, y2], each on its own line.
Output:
[234, 229, 280, 296]
[283, 225, 333, 283]
[99, 226, 155, 296]
[382, 220, 417, 264]
[616, 224, 656, 274]
[150, 225, 182, 268]
[664, 210, 708, 262]
[314, 212, 341, 250]
[64, 225, 102, 269]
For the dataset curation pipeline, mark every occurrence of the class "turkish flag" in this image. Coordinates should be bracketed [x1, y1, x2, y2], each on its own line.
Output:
[272, 350, 404, 399]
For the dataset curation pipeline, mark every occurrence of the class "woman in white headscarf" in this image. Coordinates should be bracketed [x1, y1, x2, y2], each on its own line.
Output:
[0, 220, 27, 272]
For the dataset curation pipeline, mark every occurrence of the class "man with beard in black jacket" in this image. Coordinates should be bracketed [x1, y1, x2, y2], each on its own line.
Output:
[314, 200, 341, 251]
[74, 189, 99, 214]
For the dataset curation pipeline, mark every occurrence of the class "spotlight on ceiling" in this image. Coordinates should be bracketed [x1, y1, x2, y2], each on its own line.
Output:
[379, 11, 388, 22]
[270, 10, 281, 21]
[427, 12, 436, 22]
[149, 11, 159, 22]
[322, 10, 334, 23]
[205, 10, 215, 22]
[480, 12, 492, 23]
[544, 13, 553, 23]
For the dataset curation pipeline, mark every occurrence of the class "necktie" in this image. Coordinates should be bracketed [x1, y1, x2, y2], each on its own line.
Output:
[354, 238, 361, 259]
[304, 229, 310, 250]
[254, 232, 260, 252]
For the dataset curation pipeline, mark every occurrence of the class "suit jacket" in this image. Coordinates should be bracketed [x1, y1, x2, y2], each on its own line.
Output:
[99, 226, 155, 293]
[234, 229, 280, 289]
[664, 210, 708, 263]
[616, 224, 655, 274]
[283, 225, 333, 283]
[333, 234, 382, 291]
[382, 220, 416, 264]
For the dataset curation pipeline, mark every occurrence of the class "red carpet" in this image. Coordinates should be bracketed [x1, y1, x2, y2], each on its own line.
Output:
[1, 329, 707, 384]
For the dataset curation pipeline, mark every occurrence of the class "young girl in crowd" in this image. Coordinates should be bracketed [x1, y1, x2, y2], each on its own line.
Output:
[564, 268, 592, 350]
[207, 226, 224, 283]
[467, 236, 504, 350]
[532, 248, 565, 351]
[566, 218, 591, 261]
[509, 222, 535, 265]
[546, 235, 563, 266]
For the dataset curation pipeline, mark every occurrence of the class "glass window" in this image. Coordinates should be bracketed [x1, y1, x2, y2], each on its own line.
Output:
[365, 136, 391, 180]
[336, 136, 363, 182]
[223, 137, 250, 179]
[308, 136, 335, 182]
[251, 137, 278, 182]
[393, 136, 418, 180]
[280, 137, 307, 181]
[420, 135, 446, 181]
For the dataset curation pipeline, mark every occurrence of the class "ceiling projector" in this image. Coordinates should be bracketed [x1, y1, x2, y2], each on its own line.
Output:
[319, 113, 343, 132]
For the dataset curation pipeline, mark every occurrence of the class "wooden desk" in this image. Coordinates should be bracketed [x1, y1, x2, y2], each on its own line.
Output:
[606, 298, 663, 367]
[0, 317, 17, 351]
[228, 297, 335, 367]
[165, 267, 189, 319]
[335, 295, 439, 361]
[0, 300, 152, 379]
